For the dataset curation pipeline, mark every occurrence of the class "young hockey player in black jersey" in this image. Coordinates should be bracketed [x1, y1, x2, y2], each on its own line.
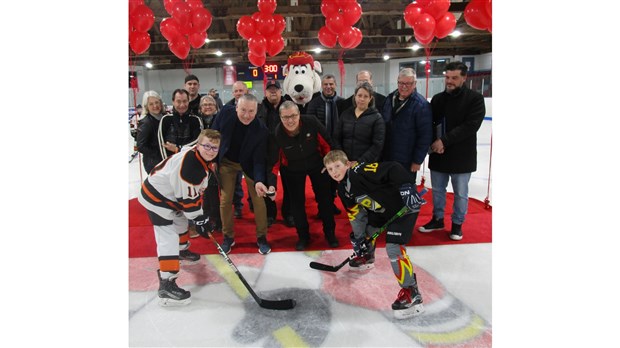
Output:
[138, 129, 220, 306]
[323, 149, 426, 319]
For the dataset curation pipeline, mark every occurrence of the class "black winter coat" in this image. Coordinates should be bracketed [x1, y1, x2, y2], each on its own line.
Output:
[333, 107, 385, 163]
[136, 114, 163, 173]
[429, 86, 485, 173]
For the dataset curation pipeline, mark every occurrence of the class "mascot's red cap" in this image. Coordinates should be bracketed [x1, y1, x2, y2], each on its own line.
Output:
[287, 51, 314, 67]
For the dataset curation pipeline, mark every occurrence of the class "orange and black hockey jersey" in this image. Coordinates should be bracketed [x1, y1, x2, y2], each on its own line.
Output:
[138, 146, 213, 222]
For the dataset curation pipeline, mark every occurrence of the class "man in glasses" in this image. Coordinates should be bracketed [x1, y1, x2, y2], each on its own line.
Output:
[212, 93, 273, 255]
[380, 67, 432, 185]
[138, 129, 221, 306]
[266, 101, 339, 250]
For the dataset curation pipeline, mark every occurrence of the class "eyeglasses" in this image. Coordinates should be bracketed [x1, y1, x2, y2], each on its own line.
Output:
[280, 113, 299, 121]
[201, 103, 216, 107]
[397, 81, 414, 87]
[198, 143, 219, 152]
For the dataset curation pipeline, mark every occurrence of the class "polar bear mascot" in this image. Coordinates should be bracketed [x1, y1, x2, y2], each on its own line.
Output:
[282, 51, 322, 109]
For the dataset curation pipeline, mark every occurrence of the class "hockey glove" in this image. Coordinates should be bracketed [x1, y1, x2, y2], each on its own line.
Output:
[194, 215, 216, 238]
[399, 183, 426, 213]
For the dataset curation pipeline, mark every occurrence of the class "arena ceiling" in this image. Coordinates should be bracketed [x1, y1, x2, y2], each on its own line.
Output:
[129, 0, 492, 70]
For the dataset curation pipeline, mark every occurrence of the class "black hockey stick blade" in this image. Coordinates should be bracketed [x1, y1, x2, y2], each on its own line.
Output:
[309, 256, 352, 272]
[207, 233, 296, 310]
[309, 206, 410, 273]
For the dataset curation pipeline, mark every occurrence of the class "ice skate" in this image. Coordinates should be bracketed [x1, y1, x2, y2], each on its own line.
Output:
[392, 277, 424, 319]
[158, 271, 191, 306]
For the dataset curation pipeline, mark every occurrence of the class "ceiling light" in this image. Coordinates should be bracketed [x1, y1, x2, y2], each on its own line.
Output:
[215, 50, 223, 56]
[449, 30, 461, 38]
[313, 47, 322, 53]
[225, 59, 232, 65]
[205, 38, 210, 43]
[145, 62, 153, 69]
[383, 54, 390, 61]
[411, 44, 421, 51]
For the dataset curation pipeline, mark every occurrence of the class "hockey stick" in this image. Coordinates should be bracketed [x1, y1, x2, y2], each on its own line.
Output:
[206, 232, 296, 310]
[309, 206, 410, 272]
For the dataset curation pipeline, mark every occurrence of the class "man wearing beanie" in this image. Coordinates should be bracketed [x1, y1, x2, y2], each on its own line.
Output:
[184, 74, 202, 115]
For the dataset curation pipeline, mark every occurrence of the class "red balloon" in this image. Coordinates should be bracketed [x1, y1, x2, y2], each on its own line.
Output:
[425, 0, 451, 19]
[464, 0, 491, 31]
[413, 13, 436, 40]
[342, 3, 362, 26]
[248, 52, 266, 67]
[185, 0, 204, 10]
[349, 27, 363, 48]
[325, 13, 346, 35]
[404, 3, 424, 27]
[257, 0, 277, 14]
[434, 12, 456, 39]
[236, 16, 256, 40]
[266, 35, 285, 57]
[188, 31, 207, 49]
[318, 26, 337, 48]
[273, 14, 286, 33]
[171, 2, 191, 26]
[129, 0, 144, 16]
[414, 33, 433, 46]
[168, 36, 190, 60]
[416, 0, 432, 9]
[336, 0, 356, 7]
[485, 0, 492, 18]
[130, 4, 154, 33]
[163, 0, 182, 16]
[248, 34, 267, 56]
[129, 31, 151, 55]
[338, 26, 357, 49]
[321, 0, 340, 18]
[160, 17, 183, 42]
[190, 7, 212, 33]
[255, 12, 275, 36]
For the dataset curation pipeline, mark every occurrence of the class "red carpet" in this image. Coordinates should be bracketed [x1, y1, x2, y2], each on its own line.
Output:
[129, 181, 491, 258]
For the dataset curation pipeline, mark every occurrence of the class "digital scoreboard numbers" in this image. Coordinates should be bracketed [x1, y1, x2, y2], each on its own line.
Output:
[236, 63, 286, 81]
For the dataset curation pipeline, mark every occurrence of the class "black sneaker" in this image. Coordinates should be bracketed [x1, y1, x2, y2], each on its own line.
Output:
[295, 238, 310, 251]
[158, 271, 191, 306]
[257, 236, 271, 255]
[450, 223, 463, 241]
[221, 236, 235, 254]
[418, 217, 444, 233]
[284, 215, 295, 227]
[179, 249, 200, 261]
[326, 234, 340, 248]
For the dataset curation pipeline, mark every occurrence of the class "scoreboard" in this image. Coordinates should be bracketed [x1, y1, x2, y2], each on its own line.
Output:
[236, 63, 286, 81]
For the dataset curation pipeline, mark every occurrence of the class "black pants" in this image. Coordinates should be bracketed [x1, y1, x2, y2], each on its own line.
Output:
[203, 173, 221, 227]
[281, 166, 335, 239]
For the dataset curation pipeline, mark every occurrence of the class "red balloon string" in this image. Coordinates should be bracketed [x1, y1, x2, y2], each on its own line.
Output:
[338, 49, 345, 97]
[423, 40, 437, 99]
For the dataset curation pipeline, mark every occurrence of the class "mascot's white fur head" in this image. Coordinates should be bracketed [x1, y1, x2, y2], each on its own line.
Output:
[282, 51, 322, 106]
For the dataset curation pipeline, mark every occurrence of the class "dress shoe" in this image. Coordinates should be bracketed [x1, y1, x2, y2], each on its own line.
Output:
[295, 238, 310, 251]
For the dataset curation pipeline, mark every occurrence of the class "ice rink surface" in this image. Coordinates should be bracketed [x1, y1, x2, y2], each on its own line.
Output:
[128, 120, 493, 347]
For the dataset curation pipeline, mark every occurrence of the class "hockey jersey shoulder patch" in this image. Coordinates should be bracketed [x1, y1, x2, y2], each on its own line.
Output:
[179, 150, 209, 185]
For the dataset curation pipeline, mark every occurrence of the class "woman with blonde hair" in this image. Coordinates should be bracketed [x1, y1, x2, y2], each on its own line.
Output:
[137, 90, 166, 173]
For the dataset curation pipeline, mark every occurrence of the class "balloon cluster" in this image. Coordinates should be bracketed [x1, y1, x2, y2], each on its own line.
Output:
[464, 0, 492, 33]
[129, 0, 155, 55]
[403, 0, 456, 45]
[317, 0, 363, 49]
[236, 0, 286, 67]
[159, 0, 213, 60]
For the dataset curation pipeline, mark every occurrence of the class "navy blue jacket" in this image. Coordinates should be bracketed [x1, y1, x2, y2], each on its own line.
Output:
[212, 105, 269, 184]
[381, 90, 433, 167]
